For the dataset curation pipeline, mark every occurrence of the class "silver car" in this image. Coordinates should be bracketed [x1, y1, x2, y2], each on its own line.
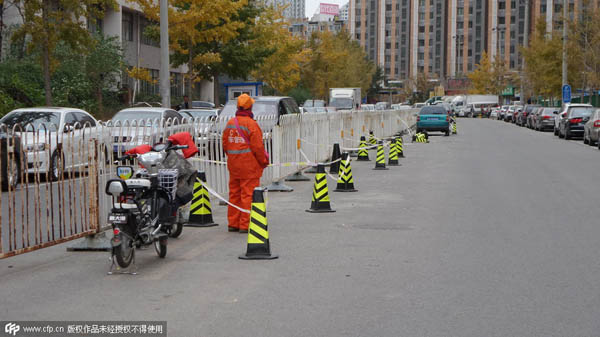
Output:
[583, 109, 600, 146]
[534, 107, 558, 131]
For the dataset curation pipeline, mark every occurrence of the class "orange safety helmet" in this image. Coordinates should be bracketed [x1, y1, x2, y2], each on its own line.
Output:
[237, 94, 255, 110]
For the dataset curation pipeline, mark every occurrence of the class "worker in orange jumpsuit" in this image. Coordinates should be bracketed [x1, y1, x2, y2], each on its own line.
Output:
[222, 94, 269, 232]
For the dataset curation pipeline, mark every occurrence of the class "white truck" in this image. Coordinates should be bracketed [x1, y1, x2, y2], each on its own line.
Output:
[329, 88, 361, 111]
[463, 95, 499, 117]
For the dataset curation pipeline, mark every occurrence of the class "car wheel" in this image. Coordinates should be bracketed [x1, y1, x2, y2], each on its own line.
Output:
[584, 133, 589, 144]
[49, 151, 64, 181]
[564, 129, 571, 140]
[444, 129, 450, 136]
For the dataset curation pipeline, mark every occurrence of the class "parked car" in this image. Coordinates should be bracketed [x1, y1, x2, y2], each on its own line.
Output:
[220, 96, 300, 127]
[511, 105, 523, 123]
[375, 102, 390, 110]
[504, 106, 516, 122]
[534, 107, 558, 131]
[110, 107, 184, 157]
[489, 108, 499, 119]
[557, 105, 595, 139]
[0, 107, 101, 181]
[179, 108, 220, 120]
[416, 105, 450, 136]
[519, 105, 540, 127]
[413, 103, 426, 109]
[191, 101, 215, 109]
[583, 109, 600, 146]
[360, 104, 376, 111]
[302, 99, 326, 108]
[526, 107, 541, 129]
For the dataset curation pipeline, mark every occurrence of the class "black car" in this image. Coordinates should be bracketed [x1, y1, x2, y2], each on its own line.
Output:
[0, 131, 23, 191]
[558, 106, 596, 139]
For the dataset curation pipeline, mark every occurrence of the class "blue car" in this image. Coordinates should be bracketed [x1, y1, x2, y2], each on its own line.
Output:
[416, 105, 450, 136]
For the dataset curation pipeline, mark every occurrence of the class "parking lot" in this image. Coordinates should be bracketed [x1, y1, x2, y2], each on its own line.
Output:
[2, 118, 600, 337]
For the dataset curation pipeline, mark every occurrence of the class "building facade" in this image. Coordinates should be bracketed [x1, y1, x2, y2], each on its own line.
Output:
[288, 19, 347, 39]
[266, 0, 306, 19]
[349, 0, 589, 84]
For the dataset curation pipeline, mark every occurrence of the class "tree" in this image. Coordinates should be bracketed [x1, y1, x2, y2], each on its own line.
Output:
[367, 66, 384, 101]
[11, 0, 117, 105]
[84, 35, 123, 114]
[522, 18, 562, 100]
[300, 31, 374, 101]
[133, 0, 245, 101]
[567, 1, 600, 95]
[250, 5, 308, 95]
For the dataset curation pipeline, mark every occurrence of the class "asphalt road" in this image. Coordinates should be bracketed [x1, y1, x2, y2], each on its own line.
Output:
[1, 118, 599, 337]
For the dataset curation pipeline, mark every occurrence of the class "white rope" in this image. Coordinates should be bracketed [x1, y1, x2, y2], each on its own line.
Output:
[297, 148, 342, 167]
[202, 182, 251, 214]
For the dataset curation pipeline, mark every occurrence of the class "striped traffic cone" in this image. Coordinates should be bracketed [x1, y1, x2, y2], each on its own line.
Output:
[373, 141, 388, 170]
[306, 164, 336, 213]
[452, 122, 457, 134]
[186, 171, 218, 227]
[239, 187, 278, 260]
[396, 137, 405, 158]
[357, 136, 370, 161]
[334, 152, 357, 192]
[368, 131, 377, 145]
[388, 137, 400, 166]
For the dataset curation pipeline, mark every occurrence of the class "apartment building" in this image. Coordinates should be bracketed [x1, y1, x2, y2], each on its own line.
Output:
[349, 0, 589, 83]
[288, 18, 347, 39]
[266, 0, 306, 19]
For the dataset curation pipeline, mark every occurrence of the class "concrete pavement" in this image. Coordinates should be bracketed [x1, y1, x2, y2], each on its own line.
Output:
[1, 118, 600, 337]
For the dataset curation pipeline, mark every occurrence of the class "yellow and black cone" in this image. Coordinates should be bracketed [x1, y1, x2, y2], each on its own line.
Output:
[452, 122, 457, 134]
[306, 164, 336, 213]
[186, 171, 218, 227]
[368, 131, 377, 145]
[396, 137, 405, 158]
[357, 136, 370, 161]
[413, 132, 429, 143]
[239, 187, 278, 260]
[334, 152, 357, 192]
[373, 141, 389, 170]
[388, 138, 400, 166]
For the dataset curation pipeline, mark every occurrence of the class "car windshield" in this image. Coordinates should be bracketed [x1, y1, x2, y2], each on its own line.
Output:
[419, 106, 446, 115]
[220, 101, 278, 117]
[569, 107, 595, 117]
[111, 111, 162, 125]
[330, 98, 354, 109]
[0, 111, 60, 131]
[180, 110, 218, 119]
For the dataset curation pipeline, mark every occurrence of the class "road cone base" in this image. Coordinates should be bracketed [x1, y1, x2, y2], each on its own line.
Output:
[285, 172, 311, 181]
[399, 154, 405, 157]
[334, 188, 357, 192]
[373, 167, 389, 170]
[185, 222, 218, 228]
[306, 208, 336, 213]
[388, 159, 399, 165]
[356, 157, 370, 161]
[239, 254, 278, 260]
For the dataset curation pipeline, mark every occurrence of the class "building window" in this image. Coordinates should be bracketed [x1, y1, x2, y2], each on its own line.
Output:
[386, 4, 392, 10]
[499, 17, 505, 24]
[386, 42, 391, 49]
[457, 7, 464, 15]
[356, 33, 361, 40]
[141, 17, 160, 47]
[499, 1, 506, 9]
[469, 21, 473, 28]
[458, 21, 463, 29]
[140, 69, 159, 95]
[386, 17, 391, 24]
[88, 18, 103, 34]
[122, 12, 134, 42]
[418, 52, 424, 60]
[419, 39, 425, 46]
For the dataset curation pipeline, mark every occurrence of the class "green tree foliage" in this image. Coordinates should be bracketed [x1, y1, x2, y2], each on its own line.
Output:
[0, 35, 124, 118]
[300, 31, 374, 100]
[367, 66, 384, 101]
[11, 0, 118, 105]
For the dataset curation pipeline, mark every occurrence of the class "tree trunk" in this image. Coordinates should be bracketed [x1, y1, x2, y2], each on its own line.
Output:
[213, 73, 220, 106]
[96, 86, 103, 116]
[187, 45, 193, 99]
[0, 2, 4, 61]
[42, 0, 52, 105]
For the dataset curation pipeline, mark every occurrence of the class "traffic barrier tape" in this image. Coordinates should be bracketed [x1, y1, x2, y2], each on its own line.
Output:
[191, 157, 312, 168]
[298, 148, 343, 167]
[341, 141, 392, 151]
[202, 182, 252, 214]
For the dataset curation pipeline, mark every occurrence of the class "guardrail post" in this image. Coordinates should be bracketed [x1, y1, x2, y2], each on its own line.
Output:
[265, 125, 293, 192]
[67, 139, 111, 252]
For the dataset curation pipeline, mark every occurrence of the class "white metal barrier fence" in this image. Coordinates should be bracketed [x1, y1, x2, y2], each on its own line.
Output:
[0, 109, 416, 258]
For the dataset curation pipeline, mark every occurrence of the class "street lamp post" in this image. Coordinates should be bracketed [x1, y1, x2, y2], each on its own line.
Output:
[159, 0, 170, 108]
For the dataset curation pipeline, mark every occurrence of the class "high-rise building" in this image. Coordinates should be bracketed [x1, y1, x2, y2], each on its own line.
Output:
[349, 0, 589, 84]
[340, 3, 350, 20]
[266, 0, 306, 19]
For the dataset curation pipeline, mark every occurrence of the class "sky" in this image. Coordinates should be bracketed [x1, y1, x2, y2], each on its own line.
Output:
[305, 0, 349, 18]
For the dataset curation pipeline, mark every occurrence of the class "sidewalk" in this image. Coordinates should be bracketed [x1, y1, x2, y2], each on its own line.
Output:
[0, 137, 434, 337]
